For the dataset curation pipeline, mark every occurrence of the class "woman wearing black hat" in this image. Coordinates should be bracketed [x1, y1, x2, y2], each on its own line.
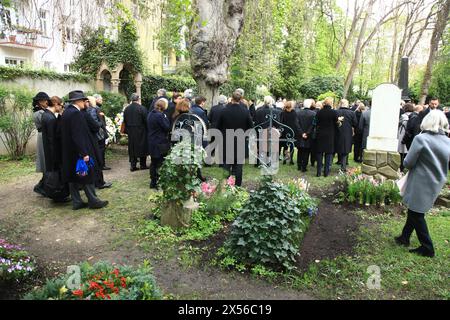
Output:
[32, 92, 51, 196]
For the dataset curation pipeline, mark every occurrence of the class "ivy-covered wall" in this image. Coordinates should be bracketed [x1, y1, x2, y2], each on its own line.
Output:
[0, 66, 91, 83]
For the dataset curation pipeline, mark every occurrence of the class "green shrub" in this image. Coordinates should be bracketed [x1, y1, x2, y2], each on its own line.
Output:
[24, 261, 161, 300]
[0, 66, 91, 83]
[139, 75, 197, 107]
[226, 177, 317, 270]
[299, 76, 344, 100]
[62, 91, 127, 118]
[0, 85, 35, 159]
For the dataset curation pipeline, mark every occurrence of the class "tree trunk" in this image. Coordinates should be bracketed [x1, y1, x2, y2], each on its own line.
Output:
[419, 0, 450, 104]
[343, 1, 375, 98]
[190, 0, 246, 108]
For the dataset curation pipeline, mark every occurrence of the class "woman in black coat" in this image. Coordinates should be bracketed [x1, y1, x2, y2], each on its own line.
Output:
[315, 98, 338, 177]
[336, 100, 358, 172]
[280, 101, 299, 165]
[147, 99, 171, 189]
[353, 103, 365, 163]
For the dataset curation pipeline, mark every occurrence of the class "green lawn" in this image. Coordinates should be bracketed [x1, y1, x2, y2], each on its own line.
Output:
[0, 156, 37, 184]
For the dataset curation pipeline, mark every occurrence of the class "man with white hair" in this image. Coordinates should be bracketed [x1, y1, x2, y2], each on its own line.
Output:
[149, 88, 168, 111]
[296, 99, 316, 172]
[93, 94, 109, 170]
[209, 95, 228, 129]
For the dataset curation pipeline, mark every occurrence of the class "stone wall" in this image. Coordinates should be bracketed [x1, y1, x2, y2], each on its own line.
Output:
[0, 77, 95, 98]
[362, 150, 401, 180]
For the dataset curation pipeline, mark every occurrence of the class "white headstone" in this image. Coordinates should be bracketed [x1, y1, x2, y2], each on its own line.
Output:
[367, 83, 402, 152]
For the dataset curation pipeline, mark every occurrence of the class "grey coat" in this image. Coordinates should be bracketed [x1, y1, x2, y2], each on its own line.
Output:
[359, 109, 371, 149]
[33, 110, 46, 173]
[403, 132, 450, 213]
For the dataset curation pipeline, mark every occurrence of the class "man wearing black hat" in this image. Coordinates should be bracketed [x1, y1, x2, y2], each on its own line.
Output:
[61, 91, 108, 210]
[32, 92, 51, 197]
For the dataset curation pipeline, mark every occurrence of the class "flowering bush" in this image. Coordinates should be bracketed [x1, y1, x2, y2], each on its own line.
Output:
[24, 261, 161, 300]
[344, 168, 402, 206]
[105, 116, 119, 145]
[0, 239, 35, 282]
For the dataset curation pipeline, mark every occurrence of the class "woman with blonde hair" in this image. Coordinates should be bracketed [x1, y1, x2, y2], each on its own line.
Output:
[396, 110, 450, 257]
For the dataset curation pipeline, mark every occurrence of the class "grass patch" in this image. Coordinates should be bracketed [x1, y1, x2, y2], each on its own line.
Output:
[0, 156, 37, 184]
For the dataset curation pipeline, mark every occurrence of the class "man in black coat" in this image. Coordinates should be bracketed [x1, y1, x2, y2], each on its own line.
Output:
[124, 94, 149, 171]
[208, 95, 228, 129]
[315, 99, 338, 177]
[296, 99, 316, 172]
[336, 100, 358, 172]
[93, 94, 110, 170]
[217, 92, 253, 187]
[61, 91, 108, 210]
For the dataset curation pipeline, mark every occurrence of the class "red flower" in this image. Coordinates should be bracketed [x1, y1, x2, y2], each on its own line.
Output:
[112, 269, 120, 278]
[103, 280, 115, 289]
[73, 290, 84, 298]
[120, 277, 127, 288]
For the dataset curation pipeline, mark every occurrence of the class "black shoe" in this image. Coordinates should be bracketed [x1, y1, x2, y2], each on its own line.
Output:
[150, 184, 159, 190]
[140, 166, 149, 170]
[395, 236, 410, 247]
[89, 200, 109, 210]
[53, 197, 72, 204]
[103, 167, 111, 171]
[33, 186, 47, 197]
[130, 167, 138, 172]
[98, 182, 112, 189]
[409, 247, 435, 258]
[73, 203, 89, 211]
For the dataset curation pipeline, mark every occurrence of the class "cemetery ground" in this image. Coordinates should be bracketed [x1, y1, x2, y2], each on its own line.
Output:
[0, 146, 449, 300]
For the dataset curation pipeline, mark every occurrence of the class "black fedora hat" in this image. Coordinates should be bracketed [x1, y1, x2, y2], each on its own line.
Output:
[67, 90, 88, 102]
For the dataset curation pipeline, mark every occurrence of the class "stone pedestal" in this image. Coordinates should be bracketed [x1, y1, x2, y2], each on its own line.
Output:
[362, 150, 401, 180]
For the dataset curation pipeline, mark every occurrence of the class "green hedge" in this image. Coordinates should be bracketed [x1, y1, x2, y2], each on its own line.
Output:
[0, 66, 91, 83]
[139, 75, 197, 107]
[62, 91, 127, 118]
[299, 76, 344, 100]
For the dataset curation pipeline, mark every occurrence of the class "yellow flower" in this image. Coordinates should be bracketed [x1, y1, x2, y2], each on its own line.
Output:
[59, 286, 68, 295]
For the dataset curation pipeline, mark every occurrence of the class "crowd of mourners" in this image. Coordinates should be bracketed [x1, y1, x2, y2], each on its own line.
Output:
[31, 87, 450, 258]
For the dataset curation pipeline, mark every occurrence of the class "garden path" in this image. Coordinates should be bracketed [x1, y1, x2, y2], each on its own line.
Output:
[0, 151, 314, 300]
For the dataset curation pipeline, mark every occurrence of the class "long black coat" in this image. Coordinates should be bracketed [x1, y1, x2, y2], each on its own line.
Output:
[147, 110, 171, 159]
[315, 106, 338, 154]
[336, 107, 358, 154]
[359, 110, 371, 149]
[280, 110, 299, 145]
[41, 110, 62, 172]
[124, 102, 148, 158]
[254, 105, 281, 129]
[61, 105, 101, 185]
[217, 103, 253, 163]
[296, 108, 316, 149]
[208, 103, 226, 129]
[82, 110, 104, 169]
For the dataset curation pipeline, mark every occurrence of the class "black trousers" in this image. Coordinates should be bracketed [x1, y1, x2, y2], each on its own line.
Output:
[353, 138, 363, 162]
[400, 153, 407, 172]
[69, 183, 101, 208]
[317, 153, 333, 176]
[339, 153, 349, 171]
[224, 164, 243, 187]
[99, 139, 106, 167]
[401, 209, 434, 253]
[131, 157, 147, 169]
[150, 157, 164, 187]
[94, 166, 105, 188]
[297, 148, 311, 171]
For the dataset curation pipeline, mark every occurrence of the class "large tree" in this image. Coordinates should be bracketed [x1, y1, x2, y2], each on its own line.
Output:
[419, 0, 450, 104]
[189, 0, 246, 107]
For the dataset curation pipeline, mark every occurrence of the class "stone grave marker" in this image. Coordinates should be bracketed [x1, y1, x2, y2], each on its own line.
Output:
[363, 83, 402, 180]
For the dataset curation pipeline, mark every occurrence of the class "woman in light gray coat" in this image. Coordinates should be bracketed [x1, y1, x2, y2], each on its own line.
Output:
[32, 92, 51, 196]
[396, 110, 450, 258]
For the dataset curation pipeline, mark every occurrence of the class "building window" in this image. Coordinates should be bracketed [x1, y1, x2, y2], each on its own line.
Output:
[5, 57, 25, 67]
[64, 64, 71, 72]
[163, 55, 169, 67]
[66, 27, 76, 42]
[44, 61, 52, 69]
[39, 9, 49, 36]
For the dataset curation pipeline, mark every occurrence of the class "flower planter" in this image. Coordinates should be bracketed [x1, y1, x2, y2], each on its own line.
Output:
[160, 198, 198, 230]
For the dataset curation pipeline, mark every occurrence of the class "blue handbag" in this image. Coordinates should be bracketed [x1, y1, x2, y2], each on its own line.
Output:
[76, 157, 95, 177]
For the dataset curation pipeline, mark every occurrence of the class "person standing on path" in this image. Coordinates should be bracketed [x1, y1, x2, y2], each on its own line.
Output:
[61, 91, 109, 210]
[315, 98, 338, 177]
[93, 94, 110, 171]
[123, 94, 149, 172]
[396, 110, 450, 258]
[335, 99, 357, 172]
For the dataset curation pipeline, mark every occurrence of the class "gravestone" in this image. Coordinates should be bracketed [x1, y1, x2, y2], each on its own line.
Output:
[363, 83, 402, 180]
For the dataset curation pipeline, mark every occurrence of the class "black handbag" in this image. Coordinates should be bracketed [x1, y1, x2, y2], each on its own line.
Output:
[43, 171, 69, 200]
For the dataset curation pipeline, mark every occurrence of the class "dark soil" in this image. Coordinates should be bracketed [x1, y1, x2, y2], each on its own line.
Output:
[296, 200, 360, 271]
